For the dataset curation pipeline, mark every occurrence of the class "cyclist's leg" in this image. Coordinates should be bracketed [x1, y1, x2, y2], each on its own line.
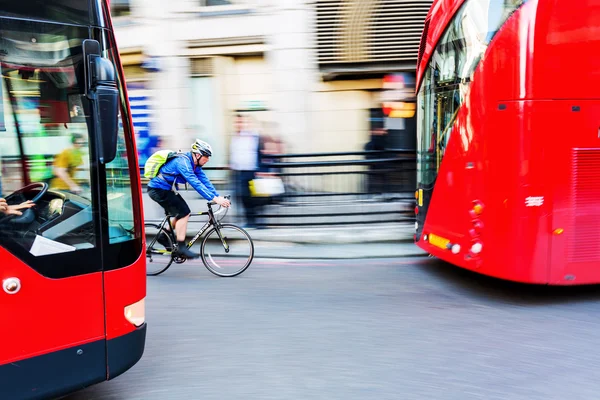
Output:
[148, 188, 175, 249]
[148, 187, 172, 215]
[174, 215, 189, 242]
[167, 192, 198, 259]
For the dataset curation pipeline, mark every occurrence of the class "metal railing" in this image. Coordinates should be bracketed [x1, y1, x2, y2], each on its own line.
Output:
[261, 150, 416, 200]
[140, 150, 416, 226]
[248, 150, 417, 226]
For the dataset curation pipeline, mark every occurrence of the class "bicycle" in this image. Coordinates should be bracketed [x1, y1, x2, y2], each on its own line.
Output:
[145, 195, 254, 277]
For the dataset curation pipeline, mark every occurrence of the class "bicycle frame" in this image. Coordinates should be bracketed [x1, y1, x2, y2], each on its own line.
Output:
[154, 203, 228, 252]
[144, 190, 256, 277]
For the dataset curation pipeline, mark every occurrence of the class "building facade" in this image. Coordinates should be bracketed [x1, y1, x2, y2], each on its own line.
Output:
[111, 0, 431, 174]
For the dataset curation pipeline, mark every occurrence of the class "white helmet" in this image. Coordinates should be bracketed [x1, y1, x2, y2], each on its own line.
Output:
[191, 139, 212, 157]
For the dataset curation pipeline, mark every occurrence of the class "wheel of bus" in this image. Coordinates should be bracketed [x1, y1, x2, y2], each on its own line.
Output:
[145, 223, 175, 276]
[198, 224, 254, 277]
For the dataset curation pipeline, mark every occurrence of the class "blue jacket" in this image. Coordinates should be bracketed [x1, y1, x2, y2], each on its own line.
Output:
[148, 152, 219, 201]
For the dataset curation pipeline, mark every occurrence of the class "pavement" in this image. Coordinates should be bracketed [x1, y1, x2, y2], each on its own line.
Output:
[247, 225, 425, 259]
[70, 256, 600, 400]
[143, 190, 427, 259]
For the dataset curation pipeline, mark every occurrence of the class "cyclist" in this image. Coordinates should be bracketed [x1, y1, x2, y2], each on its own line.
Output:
[148, 139, 231, 258]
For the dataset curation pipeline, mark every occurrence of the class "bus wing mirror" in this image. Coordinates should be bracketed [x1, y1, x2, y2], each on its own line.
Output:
[83, 39, 119, 164]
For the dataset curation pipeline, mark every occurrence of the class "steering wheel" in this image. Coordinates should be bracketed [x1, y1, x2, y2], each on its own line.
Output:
[5, 182, 49, 204]
[2, 182, 49, 225]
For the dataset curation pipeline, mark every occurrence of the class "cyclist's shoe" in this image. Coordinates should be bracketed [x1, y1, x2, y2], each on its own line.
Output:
[175, 242, 199, 259]
[156, 232, 173, 251]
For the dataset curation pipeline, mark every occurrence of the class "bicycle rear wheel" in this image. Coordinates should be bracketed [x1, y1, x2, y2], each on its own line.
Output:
[199, 224, 254, 277]
[145, 223, 174, 276]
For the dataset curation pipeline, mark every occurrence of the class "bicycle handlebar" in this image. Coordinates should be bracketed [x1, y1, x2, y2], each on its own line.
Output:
[208, 194, 231, 206]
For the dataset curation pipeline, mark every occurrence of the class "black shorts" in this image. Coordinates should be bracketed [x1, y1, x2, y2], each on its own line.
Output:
[148, 188, 191, 219]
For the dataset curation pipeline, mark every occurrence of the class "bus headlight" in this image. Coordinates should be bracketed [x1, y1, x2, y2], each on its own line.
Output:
[124, 298, 145, 327]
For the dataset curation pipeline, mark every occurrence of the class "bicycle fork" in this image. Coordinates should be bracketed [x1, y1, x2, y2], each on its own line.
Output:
[213, 225, 230, 253]
[206, 207, 230, 253]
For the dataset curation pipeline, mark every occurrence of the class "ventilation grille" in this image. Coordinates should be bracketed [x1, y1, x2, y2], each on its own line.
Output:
[316, 0, 432, 66]
[569, 148, 600, 262]
[191, 58, 214, 77]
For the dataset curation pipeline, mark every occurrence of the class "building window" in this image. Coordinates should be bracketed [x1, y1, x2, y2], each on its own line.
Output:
[202, 0, 233, 6]
[110, 0, 131, 17]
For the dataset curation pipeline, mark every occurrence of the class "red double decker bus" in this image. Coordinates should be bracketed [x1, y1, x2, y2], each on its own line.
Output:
[0, 1, 146, 398]
[414, 0, 600, 285]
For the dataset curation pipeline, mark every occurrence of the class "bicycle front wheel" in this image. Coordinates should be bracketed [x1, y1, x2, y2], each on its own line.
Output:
[145, 223, 174, 276]
[200, 224, 254, 277]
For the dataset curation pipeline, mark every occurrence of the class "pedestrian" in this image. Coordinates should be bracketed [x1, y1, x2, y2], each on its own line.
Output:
[229, 114, 261, 228]
[50, 133, 86, 194]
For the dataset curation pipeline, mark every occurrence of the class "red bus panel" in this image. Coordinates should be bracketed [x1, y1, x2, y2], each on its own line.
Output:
[0, 1, 146, 398]
[415, 0, 600, 284]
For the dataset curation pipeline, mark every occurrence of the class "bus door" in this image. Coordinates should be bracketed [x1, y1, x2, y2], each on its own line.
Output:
[0, 21, 140, 399]
[548, 101, 600, 284]
[416, 82, 462, 237]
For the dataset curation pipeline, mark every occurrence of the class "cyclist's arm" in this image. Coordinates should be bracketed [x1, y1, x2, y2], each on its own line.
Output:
[195, 168, 219, 199]
[175, 158, 218, 201]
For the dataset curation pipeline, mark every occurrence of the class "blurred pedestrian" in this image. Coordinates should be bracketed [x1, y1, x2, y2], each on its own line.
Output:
[229, 114, 261, 228]
[50, 133, 86, 194]
[364, 127, 388, 195]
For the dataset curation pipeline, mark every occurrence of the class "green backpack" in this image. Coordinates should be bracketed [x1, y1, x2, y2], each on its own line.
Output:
[143, 150, 181, 179]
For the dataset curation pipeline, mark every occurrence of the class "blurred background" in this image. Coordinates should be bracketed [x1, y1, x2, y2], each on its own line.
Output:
[109, 0, 431, 227]
[110, 0, 427, 157]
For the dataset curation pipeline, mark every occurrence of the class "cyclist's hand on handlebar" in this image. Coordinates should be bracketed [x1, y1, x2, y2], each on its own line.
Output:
[214, 196, 231, 208]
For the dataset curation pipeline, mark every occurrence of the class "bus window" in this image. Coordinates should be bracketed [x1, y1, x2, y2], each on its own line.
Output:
[0, 0, 95, 25]
[416, 69, 436, 187]
[102, 31, 139, 244]
[417, 0, 526, 188]
[0, 19, 99, 271]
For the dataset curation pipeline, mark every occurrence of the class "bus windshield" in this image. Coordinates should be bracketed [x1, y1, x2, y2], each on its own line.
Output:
[416, 0, 526, 186]
[0, 20, 90, 193]
[0, 17, 136, 258]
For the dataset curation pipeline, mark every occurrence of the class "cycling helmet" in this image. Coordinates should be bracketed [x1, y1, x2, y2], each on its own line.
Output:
[191, 139, 213, 157]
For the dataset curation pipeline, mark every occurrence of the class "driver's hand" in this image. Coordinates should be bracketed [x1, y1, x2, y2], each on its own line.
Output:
[14, 200, 35, 210]
[6, 201, 35, 216]
[71, 185, 82, 194]
[214, 196, 231, 208]
[0, 198, 7, 214]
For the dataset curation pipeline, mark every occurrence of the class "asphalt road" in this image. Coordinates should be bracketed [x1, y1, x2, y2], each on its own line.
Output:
[66, 257, 600, 400]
